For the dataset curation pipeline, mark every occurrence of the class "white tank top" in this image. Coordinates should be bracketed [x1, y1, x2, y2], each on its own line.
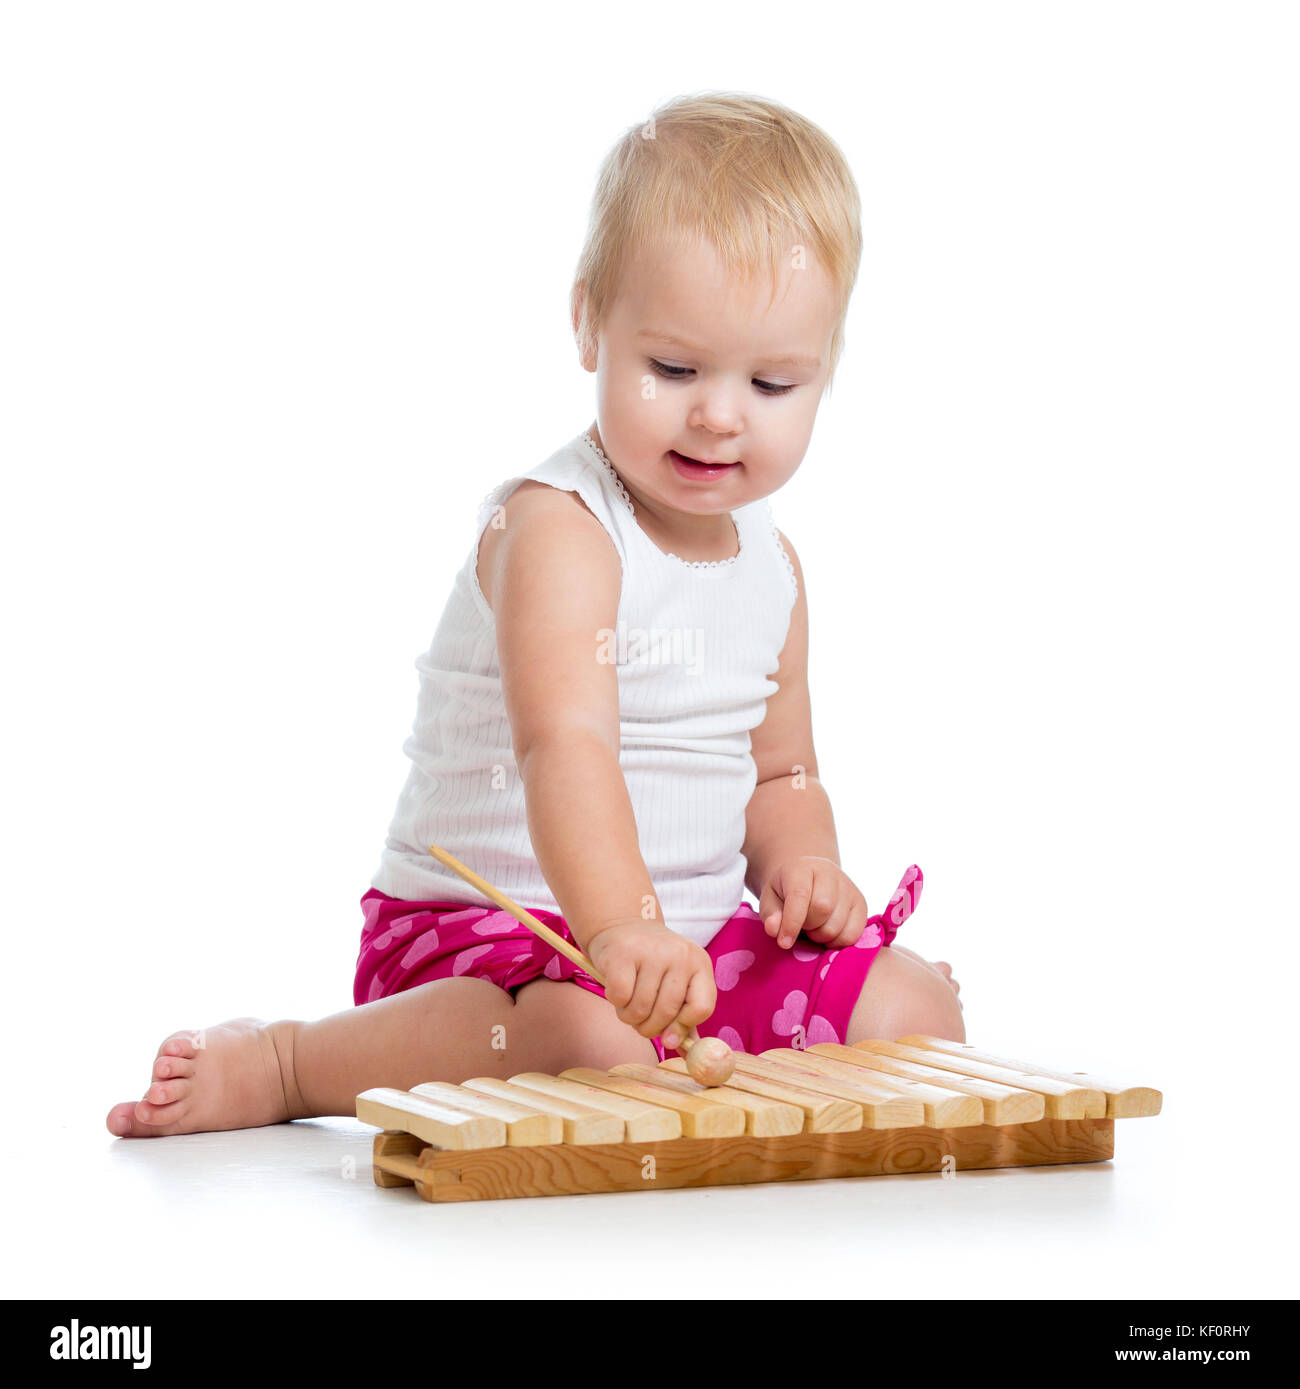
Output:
[368, 428, 799, 946]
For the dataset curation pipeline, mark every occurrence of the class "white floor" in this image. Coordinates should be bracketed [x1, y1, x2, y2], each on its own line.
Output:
[4, 1042, 1287, 1302]
[4, 0, 1296, 1314]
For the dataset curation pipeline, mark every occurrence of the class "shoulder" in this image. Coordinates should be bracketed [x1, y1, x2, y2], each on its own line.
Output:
[495, 477, 603, 526]
[764, 517, 803, 607]
[773, 527, 804, 588]
[477, 478, 619, 613]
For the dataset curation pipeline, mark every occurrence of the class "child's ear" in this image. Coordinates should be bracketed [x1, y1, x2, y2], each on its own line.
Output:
[571, 281, 597, 372]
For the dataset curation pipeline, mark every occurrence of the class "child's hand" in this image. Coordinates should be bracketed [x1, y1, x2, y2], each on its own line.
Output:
[758, 856, 869, 950]
[586, 920, 716, 1048]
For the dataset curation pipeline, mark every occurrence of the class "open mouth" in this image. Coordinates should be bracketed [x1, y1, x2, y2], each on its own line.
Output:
[670, 450, 741, 478]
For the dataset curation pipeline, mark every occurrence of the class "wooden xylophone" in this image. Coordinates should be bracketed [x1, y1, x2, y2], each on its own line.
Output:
[355, 1034, 1161, 1204]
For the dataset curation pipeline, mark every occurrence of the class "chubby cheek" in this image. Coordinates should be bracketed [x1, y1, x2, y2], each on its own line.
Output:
[742, 416, 806, 473]
[599, 371, 678, 452]
[763, 409, 817, 479]
[737, 453, 787, 494]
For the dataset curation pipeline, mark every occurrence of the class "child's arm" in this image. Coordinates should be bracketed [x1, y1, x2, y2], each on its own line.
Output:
[741, 530, 870, 949]
[479, 480, 716, 1043]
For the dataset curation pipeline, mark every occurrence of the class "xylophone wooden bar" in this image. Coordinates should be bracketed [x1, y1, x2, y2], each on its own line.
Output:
[355, 1035, 1161, 1204]
[609, 1064, 805, 1136]
[887, 1035, 1163, 1118]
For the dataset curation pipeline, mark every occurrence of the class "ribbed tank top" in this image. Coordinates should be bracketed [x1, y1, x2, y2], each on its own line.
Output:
[368, 428, 799, 947]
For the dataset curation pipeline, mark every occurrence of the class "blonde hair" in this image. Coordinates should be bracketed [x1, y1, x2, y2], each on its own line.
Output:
[571, 91, 863, 391]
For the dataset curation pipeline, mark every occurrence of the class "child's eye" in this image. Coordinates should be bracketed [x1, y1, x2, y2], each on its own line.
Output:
[648, 359, 691, 381]
[647, 359, 795, 396]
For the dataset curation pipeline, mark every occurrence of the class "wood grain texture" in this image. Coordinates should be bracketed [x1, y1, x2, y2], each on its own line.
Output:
[851, 1041, 1107, 1119]
[658, 1056, 862, 1131]
[803, 1044, 1045, 1125]
[355, 1087, 505, 1149]
[609, 1063, 804, 1136]
[893, 1035, 1164, 1118]
[560, 1067, 746, 1138]
[458, 1077, 625, 1144]
[359, 1038, 1158, 1203]
[760, 1048, 982, 1128]
[505, 1072, 681, 1141]
[373, 1118, 1116, 1203]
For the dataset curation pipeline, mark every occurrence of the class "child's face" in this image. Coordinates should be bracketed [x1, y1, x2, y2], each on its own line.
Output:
[582, 232, 839, 514]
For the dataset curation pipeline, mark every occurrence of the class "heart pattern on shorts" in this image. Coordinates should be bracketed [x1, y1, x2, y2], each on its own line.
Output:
[451, 943, 496, 976]
[372, 915, 418, 951]
[771, 990, 809, 1037]
[472, 911, 520, 936]
[714, 950, 755, 991]
[438, 907, 494, 929]
[398, 928, 441, 970]
[805, 1013, 838, 1045]
[355, 865, 928, 1063]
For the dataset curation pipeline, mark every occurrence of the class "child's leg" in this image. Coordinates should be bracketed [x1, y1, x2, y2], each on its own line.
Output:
[844, 946, 965, 1046]
[889, 944, 961, 1002]
[286, 977, 520, 1118]
[105, 978, 513, 1138]
[105, 974, 656, 1139]
[289, 974, 655, 1117]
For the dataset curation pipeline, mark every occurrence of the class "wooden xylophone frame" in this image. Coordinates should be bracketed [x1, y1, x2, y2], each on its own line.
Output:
[357, 1035, 1161, 1204]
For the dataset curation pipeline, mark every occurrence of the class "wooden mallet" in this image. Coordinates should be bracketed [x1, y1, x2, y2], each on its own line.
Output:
[427, 844, 735, 1087]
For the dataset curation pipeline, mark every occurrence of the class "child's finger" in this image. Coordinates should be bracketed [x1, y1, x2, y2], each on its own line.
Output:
[803, 874, 846, 933]
[663, 969, 717, 1050]
[819, 899, 870, 950]
[803, 891, 853, 944]
[602, 957, 637, 1010]
[807, 885, 868, 946]
[619, 962, 662, 1030]
[640, 969, 690, 1042]
[774, 865, 814, 944]
[757, 884, 783, 939]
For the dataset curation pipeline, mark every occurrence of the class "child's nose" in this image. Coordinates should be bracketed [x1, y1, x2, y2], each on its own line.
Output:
[687, 392, 744, 437]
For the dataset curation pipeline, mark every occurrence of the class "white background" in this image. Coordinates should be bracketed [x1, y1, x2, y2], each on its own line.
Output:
[2, 1, 1296, 1303]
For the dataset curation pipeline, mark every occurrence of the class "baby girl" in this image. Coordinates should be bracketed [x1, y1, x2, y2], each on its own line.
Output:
[107, 92, 962, 1138]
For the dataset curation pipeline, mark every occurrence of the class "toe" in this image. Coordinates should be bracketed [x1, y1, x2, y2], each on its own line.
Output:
[107, 1100, 184, 1137]
[153, 1054, 195, 1081]
[140, 1078, 188, 1109]
[157, 1031, 200, 1061]
[130, 1096, 190, 1131]
[106, 1102, 137, 1136]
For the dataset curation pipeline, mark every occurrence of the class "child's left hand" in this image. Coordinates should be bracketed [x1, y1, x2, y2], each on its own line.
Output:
[757, 856, 869, 950]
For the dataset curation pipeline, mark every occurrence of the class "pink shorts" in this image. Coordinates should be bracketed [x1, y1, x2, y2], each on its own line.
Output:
[353, 866, 922, 1061]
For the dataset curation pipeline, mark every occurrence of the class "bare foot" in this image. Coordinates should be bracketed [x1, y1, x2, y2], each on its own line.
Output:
[931, 960, 962, 1008]
[105, 1017, 306, 1138]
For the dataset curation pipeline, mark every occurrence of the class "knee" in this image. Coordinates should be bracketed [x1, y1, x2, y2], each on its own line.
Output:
[846, 947, 966, 1045]
[557, 1032, 659, 1073]
[513, 980, 657, 1073]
